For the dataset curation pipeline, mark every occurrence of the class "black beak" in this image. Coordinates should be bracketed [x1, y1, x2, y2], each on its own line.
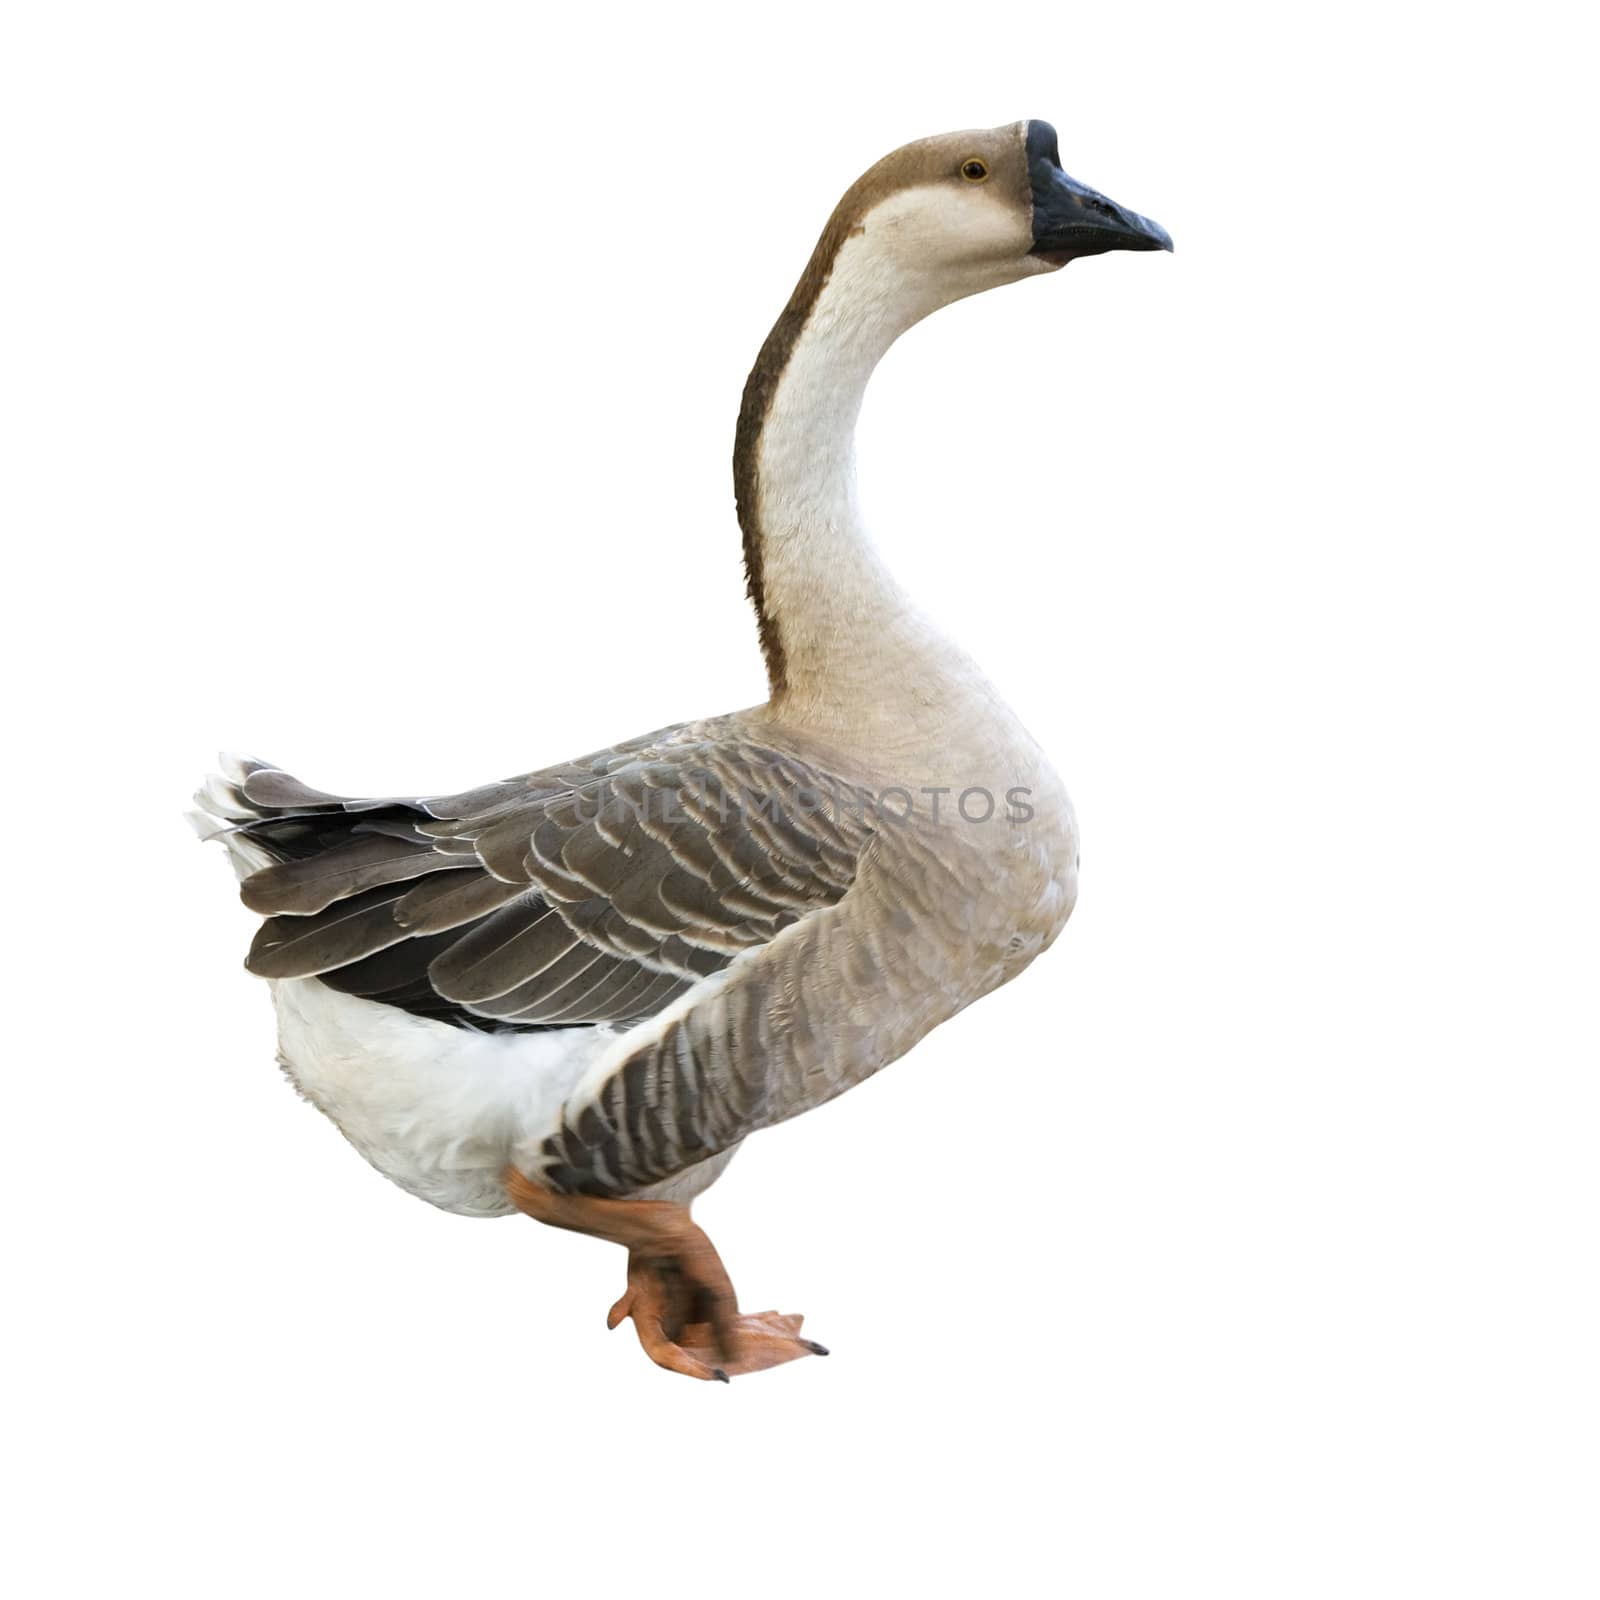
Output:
[1027, 120, 1173, 265]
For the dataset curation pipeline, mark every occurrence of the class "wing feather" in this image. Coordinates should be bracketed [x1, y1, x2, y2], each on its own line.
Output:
[240, 831, 462, 916]
[246, 884, 414, 978]
[213, 716, 876, 1037]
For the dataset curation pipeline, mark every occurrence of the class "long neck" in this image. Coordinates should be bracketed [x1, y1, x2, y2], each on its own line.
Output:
[735, 235, 977, 739]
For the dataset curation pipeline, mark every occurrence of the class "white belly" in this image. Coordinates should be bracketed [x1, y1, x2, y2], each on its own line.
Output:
[271, 978, 621, 1216]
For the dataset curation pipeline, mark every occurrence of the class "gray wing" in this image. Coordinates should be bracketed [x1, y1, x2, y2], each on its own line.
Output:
[218, 721, 877, 1034]
[536, 812, 978, 1196]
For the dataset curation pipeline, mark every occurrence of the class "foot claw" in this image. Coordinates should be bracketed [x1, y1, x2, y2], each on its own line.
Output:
[804, 1340, 830, 1356]
[712, 1368, 730, 1383]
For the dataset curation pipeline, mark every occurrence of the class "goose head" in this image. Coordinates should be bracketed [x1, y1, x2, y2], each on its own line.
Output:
[796, 118, 1171, 324]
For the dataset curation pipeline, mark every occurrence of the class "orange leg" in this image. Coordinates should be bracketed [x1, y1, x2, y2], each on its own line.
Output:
[505, 1168, 826, 1382]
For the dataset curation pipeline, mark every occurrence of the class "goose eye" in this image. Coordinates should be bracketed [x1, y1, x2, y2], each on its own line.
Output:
[960, 158, 989, 183]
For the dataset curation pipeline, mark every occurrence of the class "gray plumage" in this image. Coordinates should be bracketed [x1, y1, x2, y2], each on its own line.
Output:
[211, 719, 880, 1047]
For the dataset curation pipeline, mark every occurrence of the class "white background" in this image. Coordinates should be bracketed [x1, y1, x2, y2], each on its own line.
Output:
[4, 2, 1595, 1596]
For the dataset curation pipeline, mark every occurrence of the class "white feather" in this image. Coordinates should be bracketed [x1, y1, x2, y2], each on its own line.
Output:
[270, 978, 620, 1216]
[268, 979, 738, 1215]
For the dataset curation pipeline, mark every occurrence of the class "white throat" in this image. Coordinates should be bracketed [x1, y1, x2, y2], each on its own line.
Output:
[748, 213, 1000, 745]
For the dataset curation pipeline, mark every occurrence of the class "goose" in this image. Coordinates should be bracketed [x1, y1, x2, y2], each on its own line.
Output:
[193, 118, 1170, 1381]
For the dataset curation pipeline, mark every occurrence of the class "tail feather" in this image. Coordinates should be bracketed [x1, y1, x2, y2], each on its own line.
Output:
[190, 754, 425, 886]
[187, 804, 279, 880]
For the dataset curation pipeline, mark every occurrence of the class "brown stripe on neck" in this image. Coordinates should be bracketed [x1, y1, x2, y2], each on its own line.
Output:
[732, 141, 938, 699]
[732, 226, 850, 699]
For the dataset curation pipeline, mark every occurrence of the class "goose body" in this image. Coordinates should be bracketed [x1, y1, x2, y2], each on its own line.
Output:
[195, 119, 1168, 1377]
